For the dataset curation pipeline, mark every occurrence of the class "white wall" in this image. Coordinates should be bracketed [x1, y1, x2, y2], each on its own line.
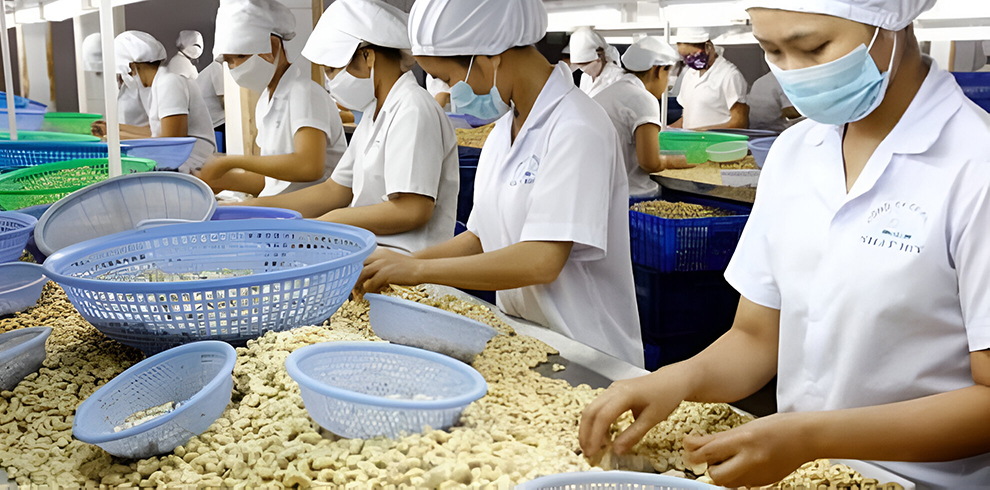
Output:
[17, 23, 53, 108]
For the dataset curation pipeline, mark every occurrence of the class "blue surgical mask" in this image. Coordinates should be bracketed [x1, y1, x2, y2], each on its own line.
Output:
[449, 56, 511, 122]
[769, 28, 895, 126]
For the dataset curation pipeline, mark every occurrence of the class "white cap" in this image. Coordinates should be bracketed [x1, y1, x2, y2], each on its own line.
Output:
[622, 37, 680, 72]
[177, 30, 203, 54]
[302, 0, 410, 69]
[114, 31, 167, 75]
[409, 0, 547, 57]
[82, 33, 103, 72]
[743, 0, 936, 31]
[676, 27, 711, 44]
[213, 0, 297, 62]
[569, 26, 608, 64]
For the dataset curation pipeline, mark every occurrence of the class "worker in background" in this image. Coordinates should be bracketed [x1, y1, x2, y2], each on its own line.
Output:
[197, 61, 226, 151]
[358, 0, 644, 368]
[199, 0, 347, 198]
[748, 71, 801, 132]
[82, 32, 149, 127]
[595, 36, 693, 199]
[94, 31, 216, 173]
[570, 26, 624, 98]
[580, 0, 990, 487]
[672, 27, 750, 130]
[167, 30, 203, 80]
[239, 0, 458, 256]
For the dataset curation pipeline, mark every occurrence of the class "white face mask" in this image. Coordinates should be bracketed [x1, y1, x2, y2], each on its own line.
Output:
[327, 68, 376, 112]
[229, 54, 276, 92]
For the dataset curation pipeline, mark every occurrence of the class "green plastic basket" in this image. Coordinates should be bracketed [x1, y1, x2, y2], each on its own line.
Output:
[0, 131, 101, 142]
[0, 157, 156, 210]
[41, 113, 104, 135]
[659, 131, 749, 164]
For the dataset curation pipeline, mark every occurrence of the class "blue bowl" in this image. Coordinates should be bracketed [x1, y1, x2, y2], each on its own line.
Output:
[0, 262, 47, 316]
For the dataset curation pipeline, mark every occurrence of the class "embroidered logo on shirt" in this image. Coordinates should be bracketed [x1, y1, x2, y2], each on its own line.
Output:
[860, 201, 927, 254]
[509, 156, 540, 186]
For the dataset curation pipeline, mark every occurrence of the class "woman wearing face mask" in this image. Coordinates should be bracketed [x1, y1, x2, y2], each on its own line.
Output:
[167, 30, 203, 80]
[579, 1, 990, 488]
[198, 0, 347, 198]
[672, 28, 750, 130]
[240, 0, 459, 256]
[594, 36, 693, 199]
[357, 0, 643, 368]
[82, 32, 149, 128]
[569, 26, 624, 98]
[96, 31, 216, 174]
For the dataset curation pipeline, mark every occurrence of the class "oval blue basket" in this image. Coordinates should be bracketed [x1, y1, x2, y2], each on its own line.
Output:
[0, 211, 36, 263]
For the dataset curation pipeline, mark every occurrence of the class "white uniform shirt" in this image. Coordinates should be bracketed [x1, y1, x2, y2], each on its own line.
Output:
[256, 64, 347, 197]
[197, 62, 225, 128]
[593, 73, 662, 198]
[748, 72, 794, 132]
[580, 62, 625, 99]
[467, 62, 644, 368]
[119, 85, 149, 127]
[146, 67, 216, 172]
[330, 71, 459, 255]
[166, 53, 199, 80]
[725, 61, 990, 489]
[426, 75, 451, 112]
[677, 56, 748, 129]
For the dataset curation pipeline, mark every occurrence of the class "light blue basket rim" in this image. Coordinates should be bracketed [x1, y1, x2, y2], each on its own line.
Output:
[517, 471, 718, 489]
[72, 340, 236, 444]
[0, 210, 38, 232]
[0, 327, 51, 367]
[122, 137, 197, 149]
[365, 293, 498, 337]
[42, 219, 378, 293]
[286, 341, 488, 411]
[0, 262, 47, 293]
[748, 136, 777, 150]
[0, 141, 109, 150]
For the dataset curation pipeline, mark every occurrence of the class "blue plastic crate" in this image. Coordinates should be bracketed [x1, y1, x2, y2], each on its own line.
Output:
[457, 145, 481, 225]
[629, 194, 751, 272]
[953, 72, 990, 113]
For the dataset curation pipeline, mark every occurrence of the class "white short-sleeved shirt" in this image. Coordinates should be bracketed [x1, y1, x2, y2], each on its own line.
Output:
[146, 67, 217, 172]
[748, 72, 794, 132]
[118, 85, 149, 127]
[594, 73, 662, 198]
[725, 61, 990, 488]
[330, 71, 459, 255]
[197, 62, 225, 128]
[166, 53, 199, 80]
[677, 56, 748, 129]
[580, 62, 625, 99]
[467, 62, 644, 368]
[256, 64, 347, 197]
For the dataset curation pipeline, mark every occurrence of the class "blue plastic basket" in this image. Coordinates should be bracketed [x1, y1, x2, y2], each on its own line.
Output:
[0, 141, 115, 171]
[748, 136, 777, 168]
[121, 137, 198, 170]
[0, 327, 51, 391]
[629, 194, 751, 272]
[43, 219, 377, 353]
[0, 211, 36, 263]
[953, 72, 990, 113]
[0, 93, 47, 132]
[286, 342, 488, 439]
[73, 341, 236, 459]
[0, 93, 40, 110]
[210, 206, 302, 221]
[0, 262, 47, 316]
[517, 471, 718, 490]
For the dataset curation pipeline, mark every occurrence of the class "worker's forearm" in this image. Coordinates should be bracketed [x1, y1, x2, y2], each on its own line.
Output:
[320, 200, 430, 236]
[413, 241, 571, 291]
[413, 231, 485, 260]
[222, 153, 324, 183]
[679, 325, 779, 404]
[803, 385, 990, 462]
[119, 124, 152, 139]
[246, 181, 350, 218]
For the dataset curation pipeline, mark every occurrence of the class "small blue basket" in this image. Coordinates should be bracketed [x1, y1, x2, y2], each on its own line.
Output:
[0, 211, 36, 263]
[517, 471, 718, 490]
[210, 206, 302, 221]
[0, 263, 47, 316]
[286, 342, 488, 439]
[43, 219, 377, 353]
[121, 137, 197, 170]
[73, 341, 236, 459]
[0, 327, 51, 391]
[0, 93, 46, 132]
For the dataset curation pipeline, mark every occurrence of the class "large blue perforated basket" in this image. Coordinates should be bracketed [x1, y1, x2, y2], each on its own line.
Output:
[43, 220, 377, 353]
[0, 141, 114, 171]
[517, 472, 718, 490]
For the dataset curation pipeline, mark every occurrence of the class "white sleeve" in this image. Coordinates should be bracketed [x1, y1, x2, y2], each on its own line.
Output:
[289, 81, 335, 138]
[426, 75, 450, 97]
[724, 163, 782, 309]
[723, 70, 749, 110]
[330, 147, 356, 189]
[950, 164, 990, 352]
[625, 89, 661, 134]
[156, 74, 191, 118]
[382, 100, 450, 199]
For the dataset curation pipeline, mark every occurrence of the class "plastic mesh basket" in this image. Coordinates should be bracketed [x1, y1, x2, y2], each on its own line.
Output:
[0, 263, 48, 316]
[516, 471, 718, 490]
[0, 141, 114, 171]
[0, 211, 36, 263]
[0, 94, 47, 132]
[286, 342, 488, 439]
[0, 131, 100, 142]
[0, 327, 51, 391]
[73, 341, 236, 459]
[120, 137, 198, 170]
[0, 157, 156, 210]
[43, 219, 377, 353]
[210, 206, 302, 221]
[41, 113, 104, 135]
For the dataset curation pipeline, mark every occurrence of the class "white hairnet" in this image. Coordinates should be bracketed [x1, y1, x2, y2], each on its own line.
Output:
[409, 0, 548, 57]
[213, 0, 297, 61]
[302, 0, 410, 69]
[114, 31, 167, 75]
[676, 27, 711, 44]
[569, 26, 608, 64]
[82, 33, 103, 72]
[622, 37, 680, 72]
[177, 30, 203, 51]
[743, 0, 936, 31]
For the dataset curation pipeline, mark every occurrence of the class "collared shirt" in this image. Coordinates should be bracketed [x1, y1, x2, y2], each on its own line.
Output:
[467, 62, 644, 368]
[166, 53, 199, 80]
[197, 61, 225, 128]
[725, 60, 990, 489]
[146, 66, 216, 172]
[594, 73, 662, 198]
[330, 71, 459, 255]
[256, 64, 347, 197]
[748, 72, 796, 132]
[118, 84, 149, 127]
[677, 56, 748, 129]
[580, 61, 625, 99]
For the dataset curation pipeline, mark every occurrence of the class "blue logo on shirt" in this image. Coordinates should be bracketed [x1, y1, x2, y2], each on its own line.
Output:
[510, 156, 540, 186]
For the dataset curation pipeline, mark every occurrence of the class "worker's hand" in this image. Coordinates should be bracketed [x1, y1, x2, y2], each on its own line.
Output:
[197, 157, 232, 185]
[91, 120, 107, 139]
[683, 412, 812, 488]
[354, 248, 423, 298]
[579, 371, 690, 458]
[660, 153, 695, 170]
